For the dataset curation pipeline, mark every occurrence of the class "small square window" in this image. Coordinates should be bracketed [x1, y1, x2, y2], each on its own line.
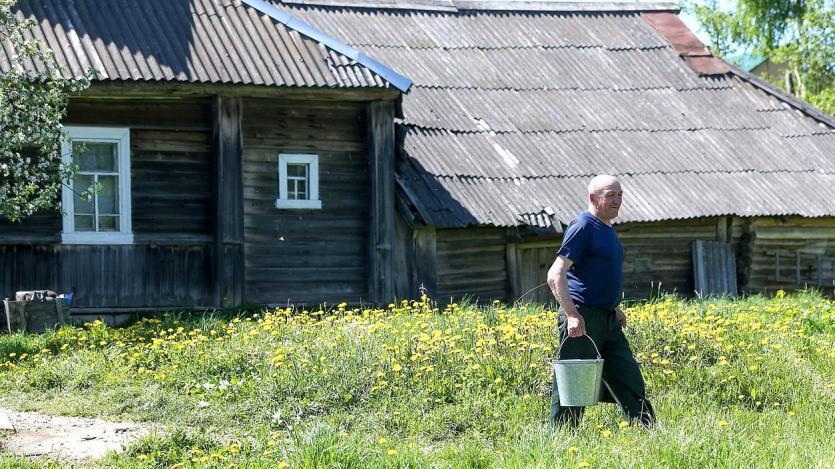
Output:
[276, 154, 321, 209]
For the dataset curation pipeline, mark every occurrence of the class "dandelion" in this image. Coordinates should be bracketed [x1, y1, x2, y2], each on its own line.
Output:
[601, 430, 613, 438]
[378, 437, 387, 445]
[387, 448, 398, 456]
[229, 443, 240, 453]
[618, 421, 629, 429]
[568, 446, 579, 454]
[578, 460, 591, 468]
[718, 420, 728, 427]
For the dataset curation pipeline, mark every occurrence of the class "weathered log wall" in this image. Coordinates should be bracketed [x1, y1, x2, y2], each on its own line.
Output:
[743, 217, 835, 294]
[435, 227, 508, 303]
[504, 219, 721, 306]
[0, 99, 215, 308]
[241, 99, 370, 305]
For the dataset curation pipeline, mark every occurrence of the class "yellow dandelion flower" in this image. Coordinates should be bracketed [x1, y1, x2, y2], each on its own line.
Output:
[718, 420, 728, 427]
[229, 443, 240, 453]
[387, 448, 398, 456]
[378, 437, 387, 445]
[618, 421, 629, 429]
[277, 462, 289, 469]
[601, 430, 613, 438]
[578, 460, 591, 468]
[567, 446, 579, 454]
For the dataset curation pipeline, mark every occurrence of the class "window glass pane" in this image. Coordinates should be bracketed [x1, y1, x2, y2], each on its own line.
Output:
[98, 215, 119, 232]
[287, 163, 307, 178]
[74, 215, 95, 231]
[72, 174, 94, 215]
[74, 141, 117, 172]
[297, 179, 307, 199]
[287, 179, 299, 200]
[98, 176, 119, 215]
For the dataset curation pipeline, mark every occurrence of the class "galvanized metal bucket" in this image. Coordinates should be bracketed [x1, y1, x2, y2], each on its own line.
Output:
[553, 334, 604, 407]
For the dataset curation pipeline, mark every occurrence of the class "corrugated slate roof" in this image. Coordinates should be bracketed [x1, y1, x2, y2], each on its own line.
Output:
[283, 0, 835, 228]
[2, 0, 408, 89]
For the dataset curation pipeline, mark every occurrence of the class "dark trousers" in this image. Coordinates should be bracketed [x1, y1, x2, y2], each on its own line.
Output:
[550, 304, 656, 427]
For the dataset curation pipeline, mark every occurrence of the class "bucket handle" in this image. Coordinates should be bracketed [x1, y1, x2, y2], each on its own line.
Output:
[557, 333, 601, 360]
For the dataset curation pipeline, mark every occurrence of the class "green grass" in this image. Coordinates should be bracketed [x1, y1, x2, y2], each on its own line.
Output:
[0, 292, 833, 468]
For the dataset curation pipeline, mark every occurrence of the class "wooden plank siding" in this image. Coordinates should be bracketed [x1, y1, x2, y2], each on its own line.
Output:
[367, 101, 396, 302]
[241, 98, 371, 305]
[0, 98, 216, 308]
[435, 227, 508, 303]
[743, 217, 835, 294]
[214, 97, 245, 307]
[618, 219, 718, 298]
[509, 218, 726, 305]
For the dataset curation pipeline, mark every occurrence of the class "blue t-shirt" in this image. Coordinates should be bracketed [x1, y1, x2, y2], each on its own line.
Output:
[557, 211, 624, 310]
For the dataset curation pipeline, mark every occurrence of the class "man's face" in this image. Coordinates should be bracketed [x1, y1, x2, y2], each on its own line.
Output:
[590, 181, 623, 221]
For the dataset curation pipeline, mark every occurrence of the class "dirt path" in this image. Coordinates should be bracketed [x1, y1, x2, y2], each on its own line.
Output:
[0, 407, 149, 462]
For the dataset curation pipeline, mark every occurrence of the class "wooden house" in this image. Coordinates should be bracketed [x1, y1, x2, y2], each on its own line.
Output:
[283, 0, 835, 303]
[3, 0, 834, 313]
[0, 0, 409, 311]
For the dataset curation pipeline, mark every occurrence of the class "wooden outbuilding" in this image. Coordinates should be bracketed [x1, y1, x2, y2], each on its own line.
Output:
[285, 0, 835, 303]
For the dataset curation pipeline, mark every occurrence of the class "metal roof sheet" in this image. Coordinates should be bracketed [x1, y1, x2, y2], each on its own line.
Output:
[3, 0, 402, 89]
[403, 172, 835, 228]
[281, 2, 835, 227]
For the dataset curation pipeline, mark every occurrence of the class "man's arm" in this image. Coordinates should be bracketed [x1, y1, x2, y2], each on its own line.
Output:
[547, 255, 585, 337]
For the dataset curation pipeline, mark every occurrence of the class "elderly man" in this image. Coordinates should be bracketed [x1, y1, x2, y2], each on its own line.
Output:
[546, 175, 655, 427]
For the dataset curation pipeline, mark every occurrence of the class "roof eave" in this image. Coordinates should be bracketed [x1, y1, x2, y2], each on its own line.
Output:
[243, 0, 412, 92]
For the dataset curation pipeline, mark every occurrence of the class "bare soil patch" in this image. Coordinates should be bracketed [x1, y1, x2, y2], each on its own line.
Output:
[0, 407, 149, 462]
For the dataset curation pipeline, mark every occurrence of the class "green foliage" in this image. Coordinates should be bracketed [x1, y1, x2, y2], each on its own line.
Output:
[0, 0, 91, 221]
[685, 0, 835, 115]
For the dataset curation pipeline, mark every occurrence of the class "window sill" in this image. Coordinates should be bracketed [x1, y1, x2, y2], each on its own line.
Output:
[61, 232, 135, 245]
[275, 199, 322, 210]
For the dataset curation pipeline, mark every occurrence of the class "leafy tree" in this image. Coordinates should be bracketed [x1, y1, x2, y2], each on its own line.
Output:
[0, 0, 91, 221]
[686, 0, 835, 115]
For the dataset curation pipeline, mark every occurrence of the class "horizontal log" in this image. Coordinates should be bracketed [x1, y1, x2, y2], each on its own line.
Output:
[82, 82, 399, 101]
[243, 139, 366, 153]
[754, 228, 835, 239]
[752, 216, 835, 228]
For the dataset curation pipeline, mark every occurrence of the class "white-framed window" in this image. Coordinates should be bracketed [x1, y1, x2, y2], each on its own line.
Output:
[275, 153, 321, 209]
[61, 126, 133, 244]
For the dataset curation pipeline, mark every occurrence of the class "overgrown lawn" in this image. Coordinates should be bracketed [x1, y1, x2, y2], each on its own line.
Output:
[1, 292, 833, 467]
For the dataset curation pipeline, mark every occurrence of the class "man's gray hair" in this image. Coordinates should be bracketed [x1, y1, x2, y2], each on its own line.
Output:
[587, 175, 620, 195]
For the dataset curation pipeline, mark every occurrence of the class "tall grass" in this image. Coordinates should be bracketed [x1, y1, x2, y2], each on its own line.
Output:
[0, 292, 833, 468]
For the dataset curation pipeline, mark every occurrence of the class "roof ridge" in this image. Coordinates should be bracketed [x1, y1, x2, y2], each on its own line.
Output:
[243, 0, 412, 91]
[280, 0, 680, 13]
